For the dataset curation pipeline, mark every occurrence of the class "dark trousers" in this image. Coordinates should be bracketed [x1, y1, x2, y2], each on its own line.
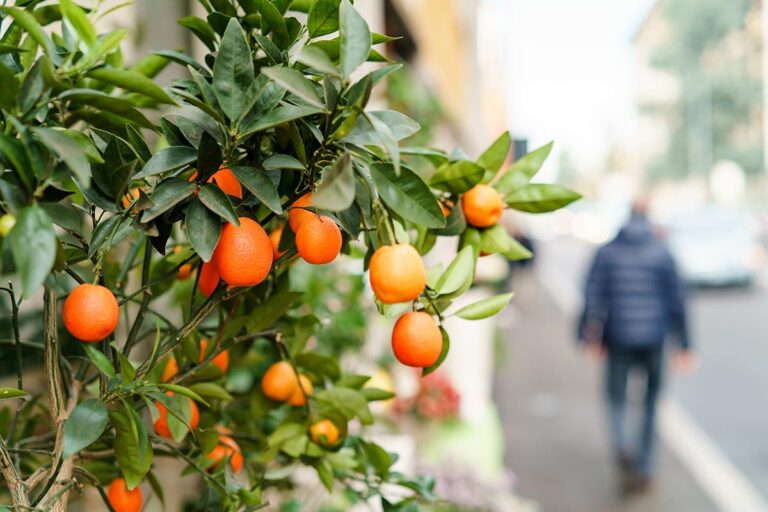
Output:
[605, 344, 664, 476]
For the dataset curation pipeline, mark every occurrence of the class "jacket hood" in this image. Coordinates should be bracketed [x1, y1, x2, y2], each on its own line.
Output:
[615, 214, 654, 244]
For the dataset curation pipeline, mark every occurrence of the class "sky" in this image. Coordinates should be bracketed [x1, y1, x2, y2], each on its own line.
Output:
[504, 0, 658, 179]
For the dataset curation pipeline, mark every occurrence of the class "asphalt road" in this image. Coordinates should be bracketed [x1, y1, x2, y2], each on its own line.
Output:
[515, 234, 768, 507]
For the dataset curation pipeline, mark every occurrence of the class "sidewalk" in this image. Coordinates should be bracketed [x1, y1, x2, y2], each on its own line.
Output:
[493, 270, 717, 512]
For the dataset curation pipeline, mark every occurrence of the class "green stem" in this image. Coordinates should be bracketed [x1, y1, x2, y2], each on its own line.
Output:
[123, 239, 153, 357]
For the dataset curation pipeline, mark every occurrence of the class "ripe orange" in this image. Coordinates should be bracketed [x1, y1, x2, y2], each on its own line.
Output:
[206, 435, 243, 473]
[121, 187, 142, 210]
[107, 478, 142, 512]
[288, 374, 313, 406]
[310, 419, 340, 446]
[288, 193, 314, 232]
[369, 244, 426, 304]
[440, 202, 451, 217]
[190, 167, 242, 198]
[173, 246, 193, 280]
[198, 261, 219, 297]
[261, 361, 299, 401]
[461, 184, 504, 228]
[62, 284, 119, 342]
[269, 225, 287, 260]
[295, 215, 342, 265]
[391, 312, 443, 368]
[160, 356, 179, 382]
[213, 217, 273, 288]
[199, 338, 229, 373]
[154, 391, 199, 439]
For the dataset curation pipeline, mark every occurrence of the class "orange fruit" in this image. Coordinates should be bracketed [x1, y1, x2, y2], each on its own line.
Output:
[173, 246, 193, 280]
[269, 225, 287, 260]
[288, 193, 314, 232]
[310, 419, 340, 446]
[440, 202, 451, 217]
[107, 478, 142, 512]
[461, 184, 504, 228]
[261, 361, 299, 401]
[369, 244, 426, 304]
[288, 374, 313, 406]
[121, 187, 142, 210]
[295, 215, 342, 265]
[213, 217, 273, 288]
[62, 284, 119, 342]
[391, 312, 443, 368]
[161, 356, 179, 382]
[190, 167, 242, 198]
[206, 435, 243, 473]
[154, 391, 199, 439]
[199, 338, 229, 373]
[198, 261, 219, 297]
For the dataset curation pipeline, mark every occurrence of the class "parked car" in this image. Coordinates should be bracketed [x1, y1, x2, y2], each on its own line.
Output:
[664, 206, 763, 287]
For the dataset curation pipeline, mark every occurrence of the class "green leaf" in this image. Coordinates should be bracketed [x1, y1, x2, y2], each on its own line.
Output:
[316, 387, 372, 424]
[360, 440, 393, 479]
[308, 0, 339, 38]
[454, 293, 514, 320]
[370, 164, 446, 229]
[33, 127, 91, 186]
[89, 214, 132, 257]
[504, 183, 581, 213]
[188, 382, 233, 402]
[213, 18, 253, 120]
[83, 344, 117, 378]
[125, 125, 152, 164]
[0, 61, 19, 111]
[368, 111, 420, 141]
[158, 383, 208, 406]
[430, 161, 484, 195]
[247, 288, 303, 331]
[118, 352, 136, 382]
[494, 141, 553, 195]
[185, 197, 221, 262]
[199, 185, 240, 225]
[8, 204, 56, 298]
[295, 352, 341, 381]
[230, 166, 283, 213]
[435, 245, 475, 296]
[477, 131, 511, 182]
[359, 388, 395, 402]
[241, 103, 323, 135]
[423, 327, 450, 376]
[339, 0, 371, 77]
[262, 154, 305, 171]
[141, 178, 196, 222]
[254, 0, 290, 47]
[480, 224, 532, 260]
[2, 7, 60, 64]
[262, 66, 325, 109]
[110, 403, 152, 490]
[129, 53, 171, 79]
[296, 45, 338, 75]
[59, 89, 155, 129]
[315, 459, 334, 491]
[0, 134, 34, 192]
[196, 131, 223, 180]
[60, 0, 97, 48]
[313, 153, 354, 212]
[86, 67, 176, 105]
[178, 16, 218, 51]
[63, 399, 109, 458]
[133, 146, 197, 179]
[153, 49, 206, 73]
[0, 388, 28, 401]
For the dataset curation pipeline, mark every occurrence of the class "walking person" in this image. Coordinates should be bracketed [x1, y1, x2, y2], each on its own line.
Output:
[578, 199, 695, 493]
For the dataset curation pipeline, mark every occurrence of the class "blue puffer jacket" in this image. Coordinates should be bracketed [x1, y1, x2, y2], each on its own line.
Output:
[578, 214, 689, 349]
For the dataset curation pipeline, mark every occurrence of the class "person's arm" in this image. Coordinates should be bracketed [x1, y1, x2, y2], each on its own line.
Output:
[662, 251, 689, 350]
[578, 248, 609, 345]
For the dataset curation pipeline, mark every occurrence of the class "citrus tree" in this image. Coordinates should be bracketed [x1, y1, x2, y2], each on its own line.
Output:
[0, 1, 579, 510]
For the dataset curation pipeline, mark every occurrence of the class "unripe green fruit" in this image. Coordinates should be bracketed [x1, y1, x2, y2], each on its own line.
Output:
[0, 214, 16, 237]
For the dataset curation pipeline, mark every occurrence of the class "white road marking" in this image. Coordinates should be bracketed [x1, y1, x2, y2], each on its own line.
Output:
[659, 399, 768, 512]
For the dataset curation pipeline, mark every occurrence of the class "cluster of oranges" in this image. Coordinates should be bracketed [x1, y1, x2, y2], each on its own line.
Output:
[259, 360, 341, 447]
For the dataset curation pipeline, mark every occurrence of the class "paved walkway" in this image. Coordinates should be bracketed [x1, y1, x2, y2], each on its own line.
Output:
[493, 270, 717, 512]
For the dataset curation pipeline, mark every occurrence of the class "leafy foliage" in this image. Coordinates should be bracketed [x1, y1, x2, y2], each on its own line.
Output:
[0, 1, 578, 510]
